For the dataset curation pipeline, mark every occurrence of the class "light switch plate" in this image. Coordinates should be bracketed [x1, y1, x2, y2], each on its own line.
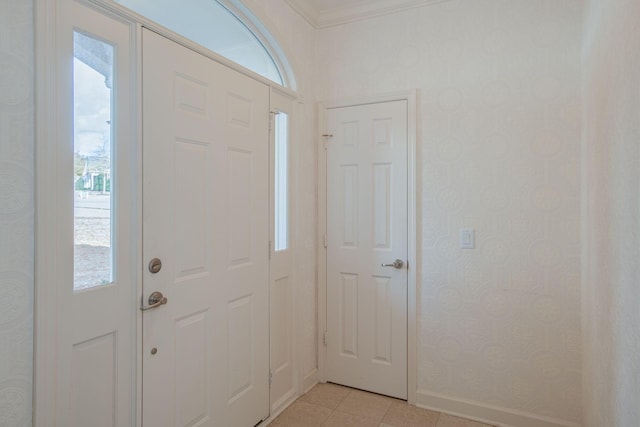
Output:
[460, 229, 475, 249]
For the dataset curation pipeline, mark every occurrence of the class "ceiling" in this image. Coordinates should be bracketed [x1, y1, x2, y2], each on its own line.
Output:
[285, 0, 446, 28]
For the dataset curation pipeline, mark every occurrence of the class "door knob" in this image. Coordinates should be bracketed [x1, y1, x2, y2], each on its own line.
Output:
[140, 291, 168, 311]
[382, 259, 404, 269]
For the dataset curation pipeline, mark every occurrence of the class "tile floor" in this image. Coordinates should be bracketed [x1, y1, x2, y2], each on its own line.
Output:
[270, 383, 495, 427]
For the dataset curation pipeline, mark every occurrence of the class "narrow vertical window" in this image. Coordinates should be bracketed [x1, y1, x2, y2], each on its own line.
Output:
[73, 32, 114, 290]
[274, 112, 289, 251]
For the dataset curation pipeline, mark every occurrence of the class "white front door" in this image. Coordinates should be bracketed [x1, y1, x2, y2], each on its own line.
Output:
[46, 2, 137, 425]
[142, 29, 270, 427]
[325, 100, 408, 399]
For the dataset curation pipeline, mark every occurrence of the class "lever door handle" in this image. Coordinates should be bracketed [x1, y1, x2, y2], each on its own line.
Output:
[381, 259, 404, 269]
[140, 291, 168, 311]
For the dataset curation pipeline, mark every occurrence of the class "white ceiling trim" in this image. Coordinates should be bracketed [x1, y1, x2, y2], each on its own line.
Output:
[285, 0, 451, 29]
[284, 0, 321, 28]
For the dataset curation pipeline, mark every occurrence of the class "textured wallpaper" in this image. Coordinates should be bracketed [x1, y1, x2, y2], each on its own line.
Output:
[582, 0, 640, 426]
[317, 0, 583, 423]
[0, 0, 34, 426]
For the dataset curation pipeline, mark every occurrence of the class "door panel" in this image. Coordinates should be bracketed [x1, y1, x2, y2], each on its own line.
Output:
[54, 2, 136, 425]
[142, 29, 269, 427]
[269, 91, 297, 412]
[326, 101, 408, 399]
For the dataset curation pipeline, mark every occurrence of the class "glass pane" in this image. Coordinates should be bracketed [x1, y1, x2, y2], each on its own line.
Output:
[73, 32, 114, 290]
[115, 0, 283, 85]
[274, 112, 288, 251]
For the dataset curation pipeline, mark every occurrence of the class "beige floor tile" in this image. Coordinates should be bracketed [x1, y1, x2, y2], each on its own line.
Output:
[382, 401, 440, 427]
[270, 386, 494, 427]
[435, 414, 493, 427]
[299, 383, 352, 410]
[322, 410, 381, 427]
[270, 400, 332, 427]
[335, 389, 396, 422]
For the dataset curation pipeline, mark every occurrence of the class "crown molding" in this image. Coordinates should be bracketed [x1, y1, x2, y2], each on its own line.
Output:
[284, 0, 320, 28]
[285, 0, 451, 29]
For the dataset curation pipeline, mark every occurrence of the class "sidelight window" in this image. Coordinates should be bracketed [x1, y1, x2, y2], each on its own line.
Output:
[73, 32, 114, 290]
[274, 112, 289, 251]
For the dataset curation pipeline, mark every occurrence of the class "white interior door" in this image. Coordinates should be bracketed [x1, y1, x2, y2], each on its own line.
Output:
[325, 100, 408, 399]
[142, 29, 270, 427]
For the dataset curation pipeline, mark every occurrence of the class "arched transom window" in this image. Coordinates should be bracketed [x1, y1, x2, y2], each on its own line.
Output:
[116, 0, 291, 87]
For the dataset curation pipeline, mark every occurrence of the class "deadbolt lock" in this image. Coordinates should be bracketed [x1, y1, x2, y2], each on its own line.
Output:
[148, 258, 162, 274]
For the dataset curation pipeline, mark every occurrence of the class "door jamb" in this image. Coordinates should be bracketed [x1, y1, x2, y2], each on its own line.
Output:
[317, 90, 419, 404]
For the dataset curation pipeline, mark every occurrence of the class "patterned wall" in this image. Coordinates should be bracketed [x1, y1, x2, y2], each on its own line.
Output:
[582, 0, 640, 426]
[0, 0, 34, 426]
[317, 0, 582, 423]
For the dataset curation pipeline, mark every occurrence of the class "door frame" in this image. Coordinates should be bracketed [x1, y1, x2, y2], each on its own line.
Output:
[317, 91, 419, 404]
[34, 1, 302, 426]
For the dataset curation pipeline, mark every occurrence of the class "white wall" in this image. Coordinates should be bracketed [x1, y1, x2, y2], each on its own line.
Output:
[0, 1, 34, 426]
[317, 1, 583, 425]
[582, 1, 640, 426]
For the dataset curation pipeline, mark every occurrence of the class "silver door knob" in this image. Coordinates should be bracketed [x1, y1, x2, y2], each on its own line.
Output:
[140, 291, 168, 311]
[382, 259, 404, 269]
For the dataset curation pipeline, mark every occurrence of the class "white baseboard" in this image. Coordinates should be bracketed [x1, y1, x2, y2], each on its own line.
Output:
[302, 368, 318, 393]
[415, 390, 581, 427]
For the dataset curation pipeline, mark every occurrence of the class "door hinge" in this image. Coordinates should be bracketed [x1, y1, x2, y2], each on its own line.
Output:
[269, 369, 273, 387]
[320, 134, 331, 150]
[323, 234, 327, 248]
[323, 331, 328, 346]
[268, 240, 272, 260]
[269, 111, 281, 132]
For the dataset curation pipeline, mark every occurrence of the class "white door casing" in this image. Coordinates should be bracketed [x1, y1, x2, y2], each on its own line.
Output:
[142, 29, 270, 426]
[325, 100, 409, 399]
